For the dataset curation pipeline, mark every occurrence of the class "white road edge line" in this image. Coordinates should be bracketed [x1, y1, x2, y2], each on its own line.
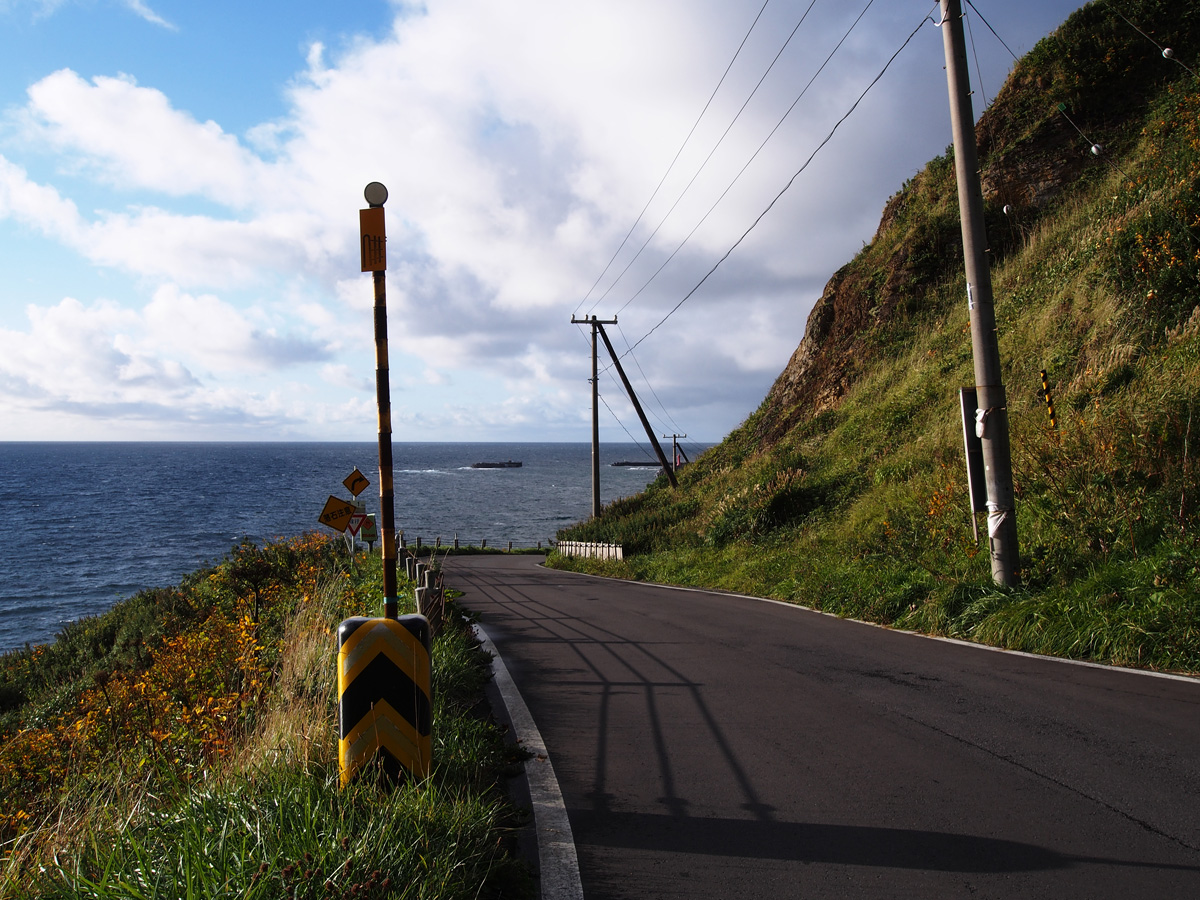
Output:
[544, 565, 1200, 686]
[474, 623, 585, 900]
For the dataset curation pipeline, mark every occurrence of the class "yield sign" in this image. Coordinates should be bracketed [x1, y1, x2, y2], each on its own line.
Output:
[347, 511, 368, 537]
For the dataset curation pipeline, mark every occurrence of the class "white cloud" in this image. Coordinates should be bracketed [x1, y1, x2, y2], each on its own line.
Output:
[4, 0, 176, 28]
[321, 363, 373, 392]
[0, 0, 1087, 440]
[142, 284, 334, 373]
[0, 296, 196, 408]
[122, 0, 174, 30]
[24, 70, 266, 207]
[0, 288, 341, 440]
[0, 155, 86, 242]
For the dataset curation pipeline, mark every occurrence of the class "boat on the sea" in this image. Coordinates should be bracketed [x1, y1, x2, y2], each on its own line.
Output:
[611, 461, 660, 467]
[471, 460, 523, 468]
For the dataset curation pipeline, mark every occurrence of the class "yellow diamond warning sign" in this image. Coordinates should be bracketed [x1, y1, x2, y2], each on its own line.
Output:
[319, 495, 356, 532]
[343, 468, 370, 497]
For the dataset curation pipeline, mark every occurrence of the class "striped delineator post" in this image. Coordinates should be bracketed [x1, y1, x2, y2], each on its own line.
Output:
[337, 615, 432, 786]
[361, 181, 400, 619]
[340, 182, 433, 789]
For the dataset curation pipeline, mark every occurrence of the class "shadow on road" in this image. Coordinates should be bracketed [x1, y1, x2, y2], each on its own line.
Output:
[568, 810, 1200, 874]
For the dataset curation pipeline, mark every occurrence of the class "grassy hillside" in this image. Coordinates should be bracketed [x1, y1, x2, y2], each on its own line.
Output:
[551, 0, 1200, 675]
[0, 536, 530, 898]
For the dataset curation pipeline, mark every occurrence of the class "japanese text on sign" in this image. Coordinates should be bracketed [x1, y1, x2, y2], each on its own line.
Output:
[360, 208, 386, 272]
[319, 495, 356, 532]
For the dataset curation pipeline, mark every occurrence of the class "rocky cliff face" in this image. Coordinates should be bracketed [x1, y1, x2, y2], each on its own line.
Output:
[753, 0, 1187, 447]
[758, 113, 1081, 444]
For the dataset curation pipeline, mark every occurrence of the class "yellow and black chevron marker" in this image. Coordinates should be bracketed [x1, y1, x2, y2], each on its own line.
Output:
[337, 614, 432, 786]
[1039, 369, 1058, 429]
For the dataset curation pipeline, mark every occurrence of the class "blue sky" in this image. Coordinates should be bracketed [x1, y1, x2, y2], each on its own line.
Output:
[0, 0, 1088, 442]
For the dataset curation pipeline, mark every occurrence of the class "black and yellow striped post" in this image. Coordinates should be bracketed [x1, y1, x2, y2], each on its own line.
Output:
[361, 181, 400, 619]
[337, 614, 432, 786]
[1039, 369, 1058, 429]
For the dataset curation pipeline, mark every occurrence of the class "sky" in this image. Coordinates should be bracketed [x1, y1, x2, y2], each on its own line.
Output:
[0, 0, 1087, 444]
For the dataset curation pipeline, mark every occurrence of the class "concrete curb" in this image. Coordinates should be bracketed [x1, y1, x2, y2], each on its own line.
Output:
[474, 623, 585, 900]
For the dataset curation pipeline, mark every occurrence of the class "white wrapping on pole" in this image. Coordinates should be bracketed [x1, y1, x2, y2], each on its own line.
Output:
[986, 501, 1010, 539]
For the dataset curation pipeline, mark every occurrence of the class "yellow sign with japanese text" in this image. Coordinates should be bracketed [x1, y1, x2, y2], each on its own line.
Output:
[319, 495, 356, 532]
[360, 208, 386, 272]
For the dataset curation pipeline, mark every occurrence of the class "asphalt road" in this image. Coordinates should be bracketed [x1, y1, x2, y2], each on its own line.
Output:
[445, 554, 1200, 899]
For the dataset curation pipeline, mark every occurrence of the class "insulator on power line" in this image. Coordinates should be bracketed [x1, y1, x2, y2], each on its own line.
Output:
[1091, 143, 1104, 156]
[1163, 47, 1175, 59]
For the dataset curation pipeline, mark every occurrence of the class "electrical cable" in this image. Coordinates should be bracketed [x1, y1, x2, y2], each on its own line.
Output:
[965, 4, 987, 109]
[963, 1, 1200, 262]
[585, 0, 822, 315]
[614, 0, 880, 317]
[616, 321, 684, 436]
[1055, 103, 1137, 183]
[573, 0, 774, 317]
[621, 7, 937, 358]
[1115, 9, 1199, 77]
[597, 389, 650, 454]
[962, 0, 1019, 63]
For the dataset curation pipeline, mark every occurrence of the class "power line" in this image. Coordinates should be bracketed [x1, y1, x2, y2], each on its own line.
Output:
[1115, 9, 1199, 78]
[621, 7, 938, 358]
[964, 0, 1199, 266]
[585, 0, 822, 316]
[613, 0, 880, 317]
[964, 4, 988, 109]
[962, 0, 1019, 62]
[616, 321, 685, 435]
[597, 389, 650, 452]
[574, 0, 773, 317]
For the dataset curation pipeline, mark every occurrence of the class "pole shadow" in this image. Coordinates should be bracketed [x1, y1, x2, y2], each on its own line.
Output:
[568, 810, 1200, 874]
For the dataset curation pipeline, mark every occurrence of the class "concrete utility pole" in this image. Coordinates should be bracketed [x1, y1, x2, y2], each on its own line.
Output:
[662, 433, 687, 470]
[572, 315, 617, 517]
[940, 0, 1020, 586]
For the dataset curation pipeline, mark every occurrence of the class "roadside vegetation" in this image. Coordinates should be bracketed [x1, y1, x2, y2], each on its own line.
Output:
[552, 0, 1200, 676]
[0, 534, 530, 899]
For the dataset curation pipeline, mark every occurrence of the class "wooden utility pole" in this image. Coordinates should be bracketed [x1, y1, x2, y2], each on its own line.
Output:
[572, 315, 617, 517]
[941, 0, 1019, 586]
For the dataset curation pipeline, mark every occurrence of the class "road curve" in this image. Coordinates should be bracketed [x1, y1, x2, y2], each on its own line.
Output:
[445, 554, 1200, 899]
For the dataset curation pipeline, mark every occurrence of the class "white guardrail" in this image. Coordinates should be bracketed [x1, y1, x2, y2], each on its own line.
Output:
[556, 541, 624, 561]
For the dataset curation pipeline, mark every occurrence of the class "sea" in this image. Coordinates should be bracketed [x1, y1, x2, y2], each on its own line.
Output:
[0, 442, 679, 654]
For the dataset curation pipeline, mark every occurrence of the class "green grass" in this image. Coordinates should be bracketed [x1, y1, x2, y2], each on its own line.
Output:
[33, 769, 518, 900]
[0, 538, 532, 899]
